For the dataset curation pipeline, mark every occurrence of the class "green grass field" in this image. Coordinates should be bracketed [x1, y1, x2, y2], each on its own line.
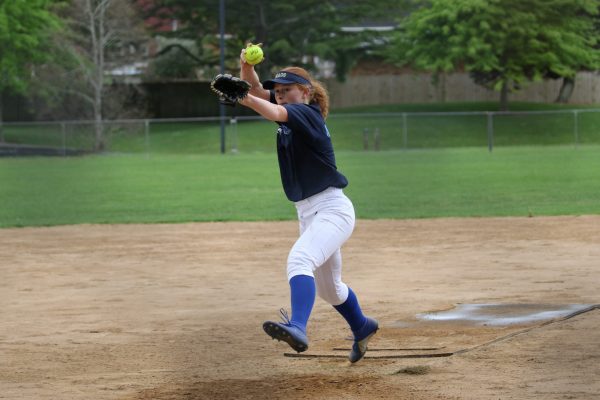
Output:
[1, 145, 599, 228]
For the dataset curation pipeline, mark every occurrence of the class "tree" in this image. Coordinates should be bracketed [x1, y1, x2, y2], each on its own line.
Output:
[0, 0, 63, 141]
[51, 0, 147, 151]
[142, 0, 408, 80]
[386, 0, 600, 110]
[554, 4, 600, 103]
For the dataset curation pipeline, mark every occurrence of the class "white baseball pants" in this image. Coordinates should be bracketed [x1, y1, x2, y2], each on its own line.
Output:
[287, 187, 355, 306]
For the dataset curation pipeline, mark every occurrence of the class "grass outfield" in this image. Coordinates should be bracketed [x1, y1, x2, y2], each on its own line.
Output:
[1, 145, 599, 228]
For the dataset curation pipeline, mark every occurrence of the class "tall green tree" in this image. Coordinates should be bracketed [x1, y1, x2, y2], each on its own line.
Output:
[554, 4, 600, 103]
[386, 0, 600, 110]
[0, 0, 63, 140]
[143, 0, 407, 80]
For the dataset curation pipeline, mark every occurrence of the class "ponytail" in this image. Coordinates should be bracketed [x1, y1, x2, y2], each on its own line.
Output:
[282, 67, 330, 119]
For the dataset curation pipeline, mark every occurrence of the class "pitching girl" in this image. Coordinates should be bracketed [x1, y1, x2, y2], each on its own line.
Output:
[238, 50, 378, 363]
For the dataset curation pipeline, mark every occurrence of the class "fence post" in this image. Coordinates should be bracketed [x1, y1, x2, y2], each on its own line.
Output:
[144, 119, 150, 157]
[402, 113, 408, 149]
[487, 112, 494, 152]
[230, 117, 238, 153]
[573, 110, 579, 147]
[60, 122, 66, 156]
[363, 128, 369, 150]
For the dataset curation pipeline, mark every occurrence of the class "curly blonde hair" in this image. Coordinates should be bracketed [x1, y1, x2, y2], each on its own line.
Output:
[281, 66, 330, 119]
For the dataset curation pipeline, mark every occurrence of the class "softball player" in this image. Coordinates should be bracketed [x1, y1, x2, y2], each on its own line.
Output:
[239, 53, 378, 363]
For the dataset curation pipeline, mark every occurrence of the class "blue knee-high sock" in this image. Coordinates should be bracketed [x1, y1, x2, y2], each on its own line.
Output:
[333, 287, 367, 333]
[289, 275, 316, 333]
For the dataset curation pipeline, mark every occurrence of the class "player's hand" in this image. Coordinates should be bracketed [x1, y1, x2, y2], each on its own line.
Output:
[240, 43, 262, 65]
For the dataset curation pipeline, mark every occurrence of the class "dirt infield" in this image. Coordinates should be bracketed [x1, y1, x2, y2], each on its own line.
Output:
[1, 216, 599, 400]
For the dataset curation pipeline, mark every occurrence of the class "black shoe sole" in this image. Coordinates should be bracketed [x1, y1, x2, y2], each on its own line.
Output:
[263, 321, 308, 353]
[349, 322, 379, 363]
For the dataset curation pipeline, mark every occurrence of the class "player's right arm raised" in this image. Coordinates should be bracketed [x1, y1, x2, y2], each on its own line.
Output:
[240, 47, 271, 101]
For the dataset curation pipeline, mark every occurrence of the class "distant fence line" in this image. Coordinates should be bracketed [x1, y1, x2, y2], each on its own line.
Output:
[3, 72, 600, 122]
[324, 72, 600, 108]
[1, 108, 599, 156]
[323, 108, 600, 152]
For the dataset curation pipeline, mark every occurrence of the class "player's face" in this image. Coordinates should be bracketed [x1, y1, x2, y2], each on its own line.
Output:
[274, 84, 308, 105]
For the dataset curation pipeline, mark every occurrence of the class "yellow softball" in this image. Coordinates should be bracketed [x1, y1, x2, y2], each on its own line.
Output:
[245, 44, 264, 65]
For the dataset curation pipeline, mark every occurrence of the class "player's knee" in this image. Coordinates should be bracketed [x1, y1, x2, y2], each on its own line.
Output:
[287, 250, 318, 278]
[316, 282, 348, 305]
[316, 290, 340, 305]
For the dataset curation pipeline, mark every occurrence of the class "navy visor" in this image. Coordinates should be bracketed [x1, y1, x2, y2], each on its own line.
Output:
[262, 71, 311, 89]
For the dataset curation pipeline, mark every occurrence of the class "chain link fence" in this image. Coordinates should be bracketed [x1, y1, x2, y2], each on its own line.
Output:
[1, 109, 599, 156]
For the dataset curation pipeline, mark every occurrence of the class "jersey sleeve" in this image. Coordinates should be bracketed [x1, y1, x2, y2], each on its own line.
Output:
[283, 104, 326, 142]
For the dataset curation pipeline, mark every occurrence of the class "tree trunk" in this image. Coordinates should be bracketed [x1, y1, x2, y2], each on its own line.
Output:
[89, 0, 107, 152]
[555, 76, 575, 103]
[438, 72, 447, 102]
[94, 107, 104, 152]
[499, 81, 509, 111]
[93, 70, 105, 151]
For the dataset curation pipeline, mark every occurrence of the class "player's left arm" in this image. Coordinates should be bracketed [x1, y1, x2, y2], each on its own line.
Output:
[239, 95, 288, 122]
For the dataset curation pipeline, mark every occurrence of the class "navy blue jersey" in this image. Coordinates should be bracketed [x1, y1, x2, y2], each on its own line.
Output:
[275, 102, 348, 202]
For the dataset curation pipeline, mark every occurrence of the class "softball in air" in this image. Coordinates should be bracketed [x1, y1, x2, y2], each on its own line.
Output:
[245, 44, 264, 65]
